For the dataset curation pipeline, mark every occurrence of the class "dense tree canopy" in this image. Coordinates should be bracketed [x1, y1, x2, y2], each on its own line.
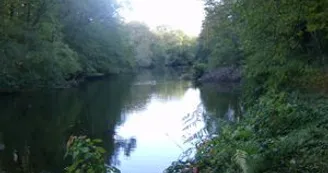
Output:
[196, 0, 243, 69]
[197, 0, 328, 87]
[0, 1, 196, 90]
[1, 0, 129, 88]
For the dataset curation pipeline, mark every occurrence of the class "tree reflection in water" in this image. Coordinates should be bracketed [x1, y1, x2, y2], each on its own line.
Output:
[178, 84, 241, 161]
[0, 70, 241, 173]
[111, 136, 137, 166]
[179, 103, 210, 161]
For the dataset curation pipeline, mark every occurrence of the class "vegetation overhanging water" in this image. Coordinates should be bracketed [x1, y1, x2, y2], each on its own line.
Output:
[2, 0, 328, 172]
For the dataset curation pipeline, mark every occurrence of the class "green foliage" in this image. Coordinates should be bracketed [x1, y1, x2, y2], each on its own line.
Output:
[168, 0, 328, 172]
[196, 0, 244, 69]
[125, 23, 197, 68]
[0, 0, 197, 90]
[192, 92, 328, 173]
[155, 28, 197, 67]
[0, 0, 135, 89]
[164, 160, 196, 173]
[233, 150, 249, 173]
[60, 0, 133, 74]
[65, 136, 120, 173]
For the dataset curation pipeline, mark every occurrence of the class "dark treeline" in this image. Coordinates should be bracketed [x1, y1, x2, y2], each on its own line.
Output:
[167, 0, 328, 172]
[0, 0, 196, 90]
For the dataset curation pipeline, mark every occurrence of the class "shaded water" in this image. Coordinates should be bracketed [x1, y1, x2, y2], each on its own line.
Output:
[0, 69, 240, 173]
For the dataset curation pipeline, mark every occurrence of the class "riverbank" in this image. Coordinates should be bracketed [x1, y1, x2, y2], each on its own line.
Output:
[166, 89, 328, 173]
[166, 65, 328, 173]
[198, 66, 242, 83]
[0, 73, 110, 95]
[165, 0, 328, 171]
[0, 67, 189, 94]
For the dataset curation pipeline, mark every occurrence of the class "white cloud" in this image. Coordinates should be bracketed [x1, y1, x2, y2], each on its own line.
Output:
[118, 0, 205, 36]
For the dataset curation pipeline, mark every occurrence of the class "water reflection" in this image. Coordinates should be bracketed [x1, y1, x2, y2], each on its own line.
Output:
[114, 87, 204, 173]
[111, 136, 137, 166]
[0, 75, 134, 173]
[181, 104, 208, 145]
[0, 69, 240, 173]
[199, 83, 241, 135]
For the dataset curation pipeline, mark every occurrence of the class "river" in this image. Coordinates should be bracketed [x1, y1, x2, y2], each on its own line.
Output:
[0, 69, 240, 173]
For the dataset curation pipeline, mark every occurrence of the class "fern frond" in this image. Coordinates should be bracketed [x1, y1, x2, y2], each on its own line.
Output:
[233, 149, 249, 173]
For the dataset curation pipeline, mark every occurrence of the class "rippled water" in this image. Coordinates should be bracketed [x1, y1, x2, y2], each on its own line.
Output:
[0, 69, 240, 173]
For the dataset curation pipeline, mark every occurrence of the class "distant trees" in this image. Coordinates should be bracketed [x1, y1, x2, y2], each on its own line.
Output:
[125, 22, 197, 68]
[154, 26, 197, 67]
[124, 22, 156, 68]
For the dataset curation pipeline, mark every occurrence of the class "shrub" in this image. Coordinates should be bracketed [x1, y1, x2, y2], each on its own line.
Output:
[65, 136, 120, 173]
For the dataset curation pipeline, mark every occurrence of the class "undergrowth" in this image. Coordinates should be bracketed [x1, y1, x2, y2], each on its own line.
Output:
[65, 136, 120, 173]
[166, 90, 328, 173]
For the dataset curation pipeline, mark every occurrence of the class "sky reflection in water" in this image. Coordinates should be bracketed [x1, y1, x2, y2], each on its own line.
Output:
[0, 71, 240, 173]
[115, 87, 207, 173]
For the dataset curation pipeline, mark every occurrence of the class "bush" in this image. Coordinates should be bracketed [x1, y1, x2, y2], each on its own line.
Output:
[65, 136, 120, 173]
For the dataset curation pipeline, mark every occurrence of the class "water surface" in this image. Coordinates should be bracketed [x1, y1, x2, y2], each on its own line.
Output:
[0, 69, 240, 173]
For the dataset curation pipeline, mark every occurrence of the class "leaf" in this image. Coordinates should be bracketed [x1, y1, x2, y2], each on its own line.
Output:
[96, 147, 106, 154]
[81, 147, 89, 153]
[92, 139, 102, 143]
[73, 151, 79, 159]
[233, 150, 249, 173]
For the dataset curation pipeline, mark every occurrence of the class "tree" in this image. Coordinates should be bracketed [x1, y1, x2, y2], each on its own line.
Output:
[168, 0, 328, 172]
[196, 0, 244, 69]
[0, 0, 134, 89]
[124, 22, 197, 68]
[124, 22, 156, 68]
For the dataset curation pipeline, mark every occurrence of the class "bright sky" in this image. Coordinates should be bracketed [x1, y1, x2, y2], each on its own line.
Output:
[118, 0, 205, 36]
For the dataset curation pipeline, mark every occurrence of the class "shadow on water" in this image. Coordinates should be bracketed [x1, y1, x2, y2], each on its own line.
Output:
[0, 68, 241, 173]
[0, 75, 135, 173]
[199, 83, 242, 136]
